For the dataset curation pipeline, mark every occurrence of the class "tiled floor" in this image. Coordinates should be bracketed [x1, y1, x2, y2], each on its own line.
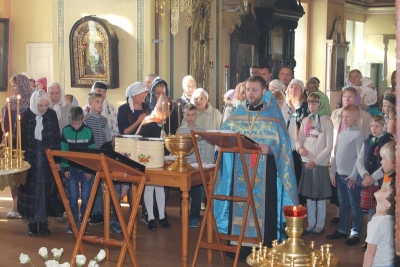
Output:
[0, 187, 368, 267]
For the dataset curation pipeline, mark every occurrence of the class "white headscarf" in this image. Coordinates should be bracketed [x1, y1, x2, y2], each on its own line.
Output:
[48, 82, 66, 120]
[30, 89, 50, 141]
[125, 82, 148, 113]
[190, 88, 209, 103]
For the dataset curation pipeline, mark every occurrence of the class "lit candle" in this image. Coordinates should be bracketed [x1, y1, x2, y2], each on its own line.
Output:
[0, 118, 4, 137]
[4, 132, 8, 147]
[16, 95, 20, 154]
[177, 103, 181, 134]
[161, 101, 165, 135]
[18, 115, 21, 158]
[168, 102, 171, 136]
[6, 98, 12, 160]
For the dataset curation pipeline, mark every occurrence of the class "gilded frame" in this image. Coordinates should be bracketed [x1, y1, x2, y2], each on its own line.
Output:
[0, 19, 9, 92]
[69, 16, 119, 88]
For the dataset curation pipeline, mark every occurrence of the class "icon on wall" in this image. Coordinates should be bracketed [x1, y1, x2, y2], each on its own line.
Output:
[70, 16, 119, 88]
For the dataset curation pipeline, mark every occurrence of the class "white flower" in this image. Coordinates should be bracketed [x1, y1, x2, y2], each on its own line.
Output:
[51, 248, 64, 260]
[76, 254, 87, 266]
[39, 247, 49, 259]
[88, 260, 99, 267]
[58, 262, 71, 267]
[96, 249, 106, 261]
[45, 259, 60, 267]
[19, 253, 30, 264]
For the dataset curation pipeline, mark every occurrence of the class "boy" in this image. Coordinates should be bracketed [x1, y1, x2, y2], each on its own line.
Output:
[177, 104, 206, 227]
[84, 92, 116, 230]
[363, 141, 396, 267]
[61, 107, 96, 233]
[327, 104, 364, 245]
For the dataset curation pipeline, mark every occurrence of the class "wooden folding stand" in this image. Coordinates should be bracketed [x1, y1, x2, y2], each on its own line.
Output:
[46, 149, 147, 267]
[190, 131, 262, 267]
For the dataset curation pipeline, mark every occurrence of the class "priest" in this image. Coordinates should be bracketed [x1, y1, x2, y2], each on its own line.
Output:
[214, 75, 298, 259]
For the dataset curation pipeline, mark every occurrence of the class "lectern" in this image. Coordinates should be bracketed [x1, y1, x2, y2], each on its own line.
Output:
[46, 149, 147, 267]
[190, 131, 262, 267]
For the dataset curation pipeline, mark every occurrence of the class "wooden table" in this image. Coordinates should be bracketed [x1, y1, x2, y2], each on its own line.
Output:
[145, 165, 214, 267]
[110, 164, 213, 267]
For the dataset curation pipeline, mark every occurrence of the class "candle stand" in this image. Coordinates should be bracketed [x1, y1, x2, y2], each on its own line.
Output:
[247, 206, 339, 267]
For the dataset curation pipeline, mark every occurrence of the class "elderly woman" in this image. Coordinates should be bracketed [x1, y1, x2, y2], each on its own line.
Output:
[18, 89, 61, 237]
[3, 74, 34, 219]
[84, 81, 119, 137]
[182, 88, 222, 164]
[286, 79, 310, 205]
[117, 82, 151, 135]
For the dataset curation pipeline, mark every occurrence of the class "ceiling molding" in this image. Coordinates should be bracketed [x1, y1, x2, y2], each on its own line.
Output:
[345, 0, 394, 8]
[345, 3, 395, 15]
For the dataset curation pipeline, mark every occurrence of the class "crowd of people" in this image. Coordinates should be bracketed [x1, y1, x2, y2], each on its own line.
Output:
[3, 67, 397, 266]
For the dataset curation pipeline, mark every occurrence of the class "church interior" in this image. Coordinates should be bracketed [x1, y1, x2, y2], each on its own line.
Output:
[0, 0, 398, 266]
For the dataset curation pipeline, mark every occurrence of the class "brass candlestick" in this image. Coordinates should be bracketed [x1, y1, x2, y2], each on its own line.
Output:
[164, 134, 194, 172]
[247, 207, 339, 267]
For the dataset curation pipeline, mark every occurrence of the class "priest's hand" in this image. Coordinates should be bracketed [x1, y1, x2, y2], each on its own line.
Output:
[258, 144, 270, 154]
[299, 147, 308, 156]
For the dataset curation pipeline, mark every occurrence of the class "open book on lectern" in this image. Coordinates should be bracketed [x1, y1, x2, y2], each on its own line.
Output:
[70, 146, 145, 172]
[197, 130, 260, 150]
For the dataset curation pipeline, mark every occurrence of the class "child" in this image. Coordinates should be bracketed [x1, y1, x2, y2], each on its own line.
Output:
[386, 109, 396, 137]
[177, 104, 207, 227]
[61, 107, 96, 234]
[327, 104, 364, 246]
[35, 77, 47, 92]
[357, 115, 393, 219]
[84, 92, 114, 229]
[363, 141, 396, 267]
[382, 92, 395, 119]
[272, 90, 290, 123]
[136, 94, 172, 231]
[296, 92, 333, 235]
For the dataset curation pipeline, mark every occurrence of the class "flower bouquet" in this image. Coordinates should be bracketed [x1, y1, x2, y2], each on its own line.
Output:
[19, 247, 106, 267]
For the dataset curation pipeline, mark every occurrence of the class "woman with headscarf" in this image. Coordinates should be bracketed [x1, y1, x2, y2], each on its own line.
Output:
[18, 89, 61, 237]
[286, 79, 310, 205]
[2, 74, 34, 219]
[117, 82, 151, 135]
[146, 76, 178, 135]
[83, 81, 119, 137]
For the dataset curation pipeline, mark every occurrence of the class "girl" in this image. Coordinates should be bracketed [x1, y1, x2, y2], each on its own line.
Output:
[296, 92, 333, 235]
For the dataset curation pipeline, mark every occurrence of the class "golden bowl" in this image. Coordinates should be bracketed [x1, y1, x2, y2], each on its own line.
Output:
[164, 134, 194, 172]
